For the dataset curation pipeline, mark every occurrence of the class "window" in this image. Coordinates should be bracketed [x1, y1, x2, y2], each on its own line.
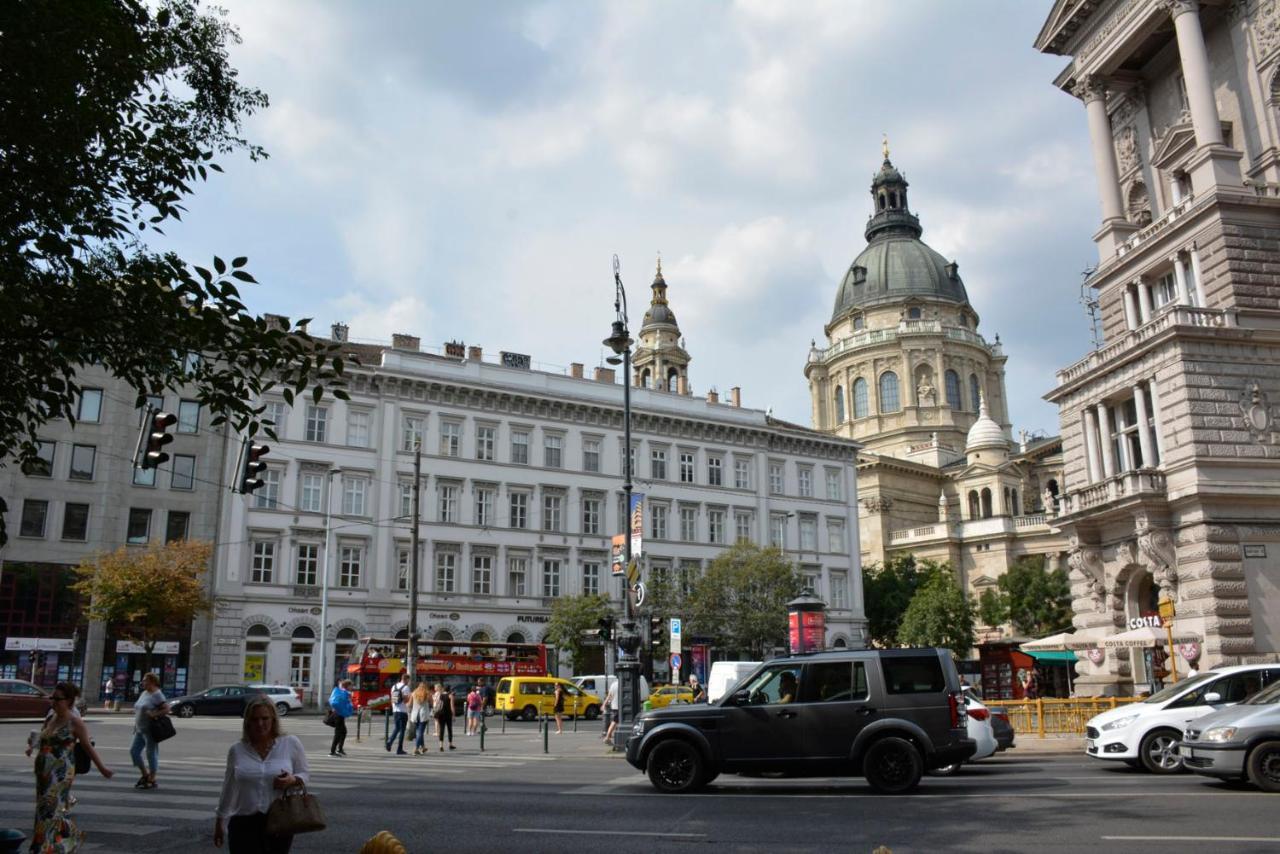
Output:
[472, 555, 492, 594]
[734, 458, 751, 490]
[476, 425, 496, 461]
[396, 481, 413, 519]
[582, 496, 601, 535]
[582, 438, 601, 472]
[825, 469, 842, 501]
[737, 663, 803, 705]
[679, 452, 695, 483]
[542, 492, 563, 532]
[178, 399, 201, 433]
[140, 395, 164, 424]
[830, 572, 849, 610]
[262, 400, 287, 438]
[650, 504, 668, 540]
[834, 386, 846, 423]
[651, 448, 667, 480]
[304, 405, 328, 443]
[853, 378, 869, 419]
[1153, 271, 1177, 309]
[301, 473, 325, 513]
[679, 560, 699, 595]
[25, 440, 55, 477]
[879, 372, 900, 413]
[289, 634, 313, 690]
[542, 559, 561, 597]
[133, 464, 156, 487]
[511, 430, 530, 464]
[770, 513, 787, 548]
[799, 516, 817, 550]
[438, 483, 458, 523]
[769, 462, 784, 495]
[342, 476, 369, 516]
[1109, 393, 1160, 470]
[680, 506, 698, 541]
[339, 545, 363, 587]
[945, 370, 961, 410]
[250, 541, 276, 584]
[582, 562, 601, 596]
[401, 415, 425, 452]
[544, 434, 563, 468]
[800, 661, 866, 703]
[69, 444, 96, 480]
[970, 374, 982, 413]
[882, 655, 945, 694]
[827, 519, 846, 552]
[396, 548, 411, 591]
[853, 315, 865, 330]
[296, 544, 319, 586]
[76, 389, 103, 422]
[708, 509, 725, 544]
[798, 466, 813, 498]
[440, 421, 461, 457]
[475, 486, 495, 527]
[19, 500, 48, 538]
[165, 511, 189, 542]
[255, 469, 281, 509]
[508, 556, 528, 596]
[62, 503, 90, 541]
[171, 454, 195, 491]
[126, 508, 152, 544]
[707, 455, 723, 486]
[509, 491, 528, 529]
[735, 511, 753, 543]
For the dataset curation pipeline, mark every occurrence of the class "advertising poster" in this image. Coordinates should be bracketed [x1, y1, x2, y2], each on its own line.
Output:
[610, 535, 626, 575]
[690, 644, 708, 688]
[629, 493, 645, 557]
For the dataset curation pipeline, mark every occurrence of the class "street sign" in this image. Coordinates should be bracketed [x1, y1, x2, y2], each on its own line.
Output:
[669, 652, 682, 673]
[670, 618, 682, 655]
[626, 558, 640, 587]
[1158, 598, 1176, 627]
[633, 581, 646, 608]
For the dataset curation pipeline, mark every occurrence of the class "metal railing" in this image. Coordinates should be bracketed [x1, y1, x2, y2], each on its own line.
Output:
[986, 697, 1142, 737]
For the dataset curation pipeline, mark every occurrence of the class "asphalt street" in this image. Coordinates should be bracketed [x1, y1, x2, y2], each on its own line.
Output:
[2, 712, 1278, 854]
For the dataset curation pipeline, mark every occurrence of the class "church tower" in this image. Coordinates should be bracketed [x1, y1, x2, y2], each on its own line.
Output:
[632, 257, 692, 394]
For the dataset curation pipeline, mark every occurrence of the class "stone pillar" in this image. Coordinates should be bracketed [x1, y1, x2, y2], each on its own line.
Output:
[1171, 254, 1191, 306]
[1168, 0, 1223, 148]
[1148, 377, 1168, 464]
[1078, 77, 1126, 223]
[1133, 383, 1156, 468]
[1123, 286, 1139, 330]
[1083, 408, 1102, 484]
[83, 619, 107, 709]
[1188, 246, 1208, 307]
[1136, 279, 1153, 324]
[1096, 403, 1117, 477]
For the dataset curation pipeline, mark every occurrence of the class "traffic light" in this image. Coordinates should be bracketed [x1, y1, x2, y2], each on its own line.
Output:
[138, 410, 177, 470]
[597, 615, 614, 642]
[238, 437, 271, 495]
[649, 616, 662, 647]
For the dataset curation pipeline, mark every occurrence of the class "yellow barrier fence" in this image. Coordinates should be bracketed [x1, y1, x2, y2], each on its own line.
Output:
[986, 697, 1143, 737]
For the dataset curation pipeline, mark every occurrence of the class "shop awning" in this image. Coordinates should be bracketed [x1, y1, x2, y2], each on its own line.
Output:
[1019, 627, 1107, 652]
[1025, 649, 1079, 662]
[1101, 625, 1202, 649]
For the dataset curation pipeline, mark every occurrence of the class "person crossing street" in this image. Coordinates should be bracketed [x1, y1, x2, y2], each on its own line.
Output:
[385, 672, 410, 755]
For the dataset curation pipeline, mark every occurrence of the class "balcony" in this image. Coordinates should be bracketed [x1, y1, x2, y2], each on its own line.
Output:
[1059, 469, 1166, 517]
[816, 322, 993, 364]
[1055, 305, 1237, 386]
[887, 514, 1054, 547]
[1116, 194, 1198, 258]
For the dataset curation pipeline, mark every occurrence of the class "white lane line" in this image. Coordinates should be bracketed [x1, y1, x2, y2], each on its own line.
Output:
[564, 790, 1273, 799]
[514, 828, 706, 839]
[1102, 837, 1280, 843]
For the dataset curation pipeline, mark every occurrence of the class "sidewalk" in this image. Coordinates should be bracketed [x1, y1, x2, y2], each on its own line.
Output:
[1005, 736, 1084, 755]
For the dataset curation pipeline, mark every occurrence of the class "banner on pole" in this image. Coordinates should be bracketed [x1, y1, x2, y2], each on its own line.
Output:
[629, 493, 645, 558]
[610, 535, 626, 576]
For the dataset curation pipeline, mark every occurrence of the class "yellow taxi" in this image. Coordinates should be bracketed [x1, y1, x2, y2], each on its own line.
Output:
[495, 676, 602, 721]
[647, 684, 695, 709]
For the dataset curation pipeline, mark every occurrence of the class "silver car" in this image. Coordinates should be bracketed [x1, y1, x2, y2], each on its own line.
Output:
[1181, 679, 1280, 792]
[247, 684, 304, 716]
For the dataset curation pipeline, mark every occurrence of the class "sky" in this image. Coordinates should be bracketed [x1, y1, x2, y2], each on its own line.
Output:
[156, 0, 1102, 438]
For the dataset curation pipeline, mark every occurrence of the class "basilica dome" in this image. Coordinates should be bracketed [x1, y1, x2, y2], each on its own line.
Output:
[965, 396, 1007, 452]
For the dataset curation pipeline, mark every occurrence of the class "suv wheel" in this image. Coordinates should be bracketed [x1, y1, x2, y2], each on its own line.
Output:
[863, 737, 924, 794]
[275, 702, 290, 717]
[1246, 740, 1280, 792]
[584, 704, 601, 721]
[174, 704, 195, 719]
[1139, 729, 1184, 774]
[520, 705, 538, 722]
[646, 739, 706, 794]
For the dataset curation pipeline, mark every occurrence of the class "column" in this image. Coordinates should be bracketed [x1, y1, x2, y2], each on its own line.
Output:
[1083, 408, 1102, 484]
[1136, 278, 1153, 324]
[1188, 246, 1208, 307]
[1133, 383, 1156, 468]
[1096, 402, 1117, 478]
[1148, 377, 1167, 464]
[1078, 77, 1126, 223]
[1171, 254, 1191, 306]
[1169, 0, 1224, 148]
[1123, 286, 1139, 330]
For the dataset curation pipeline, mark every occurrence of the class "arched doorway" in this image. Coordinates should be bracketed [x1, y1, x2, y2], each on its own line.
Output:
[1124, 570, 1166, 690]
[334, 628, 359, 689]
[243, 624, 271, 683]
[506, 632, 526, 645]
[289, 626, 315, 697]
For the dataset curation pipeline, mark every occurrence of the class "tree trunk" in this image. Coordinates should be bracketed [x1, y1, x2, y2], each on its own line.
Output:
[143, 638, 154, 678]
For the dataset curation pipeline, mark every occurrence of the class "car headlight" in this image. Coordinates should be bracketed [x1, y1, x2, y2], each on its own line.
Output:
[1200, 726, 1238, 743]
[1100, 714, 1139, 731]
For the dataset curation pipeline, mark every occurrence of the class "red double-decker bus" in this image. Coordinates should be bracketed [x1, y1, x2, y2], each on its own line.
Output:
[341, 637, 549, 710]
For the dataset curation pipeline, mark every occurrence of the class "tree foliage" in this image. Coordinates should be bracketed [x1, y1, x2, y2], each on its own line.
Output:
[898, 570, 976, 655]
[0, 0, 352, 543]
[976, 587, 1008, 628]
[686, 543, 805, 659]
[544, 594, 612, 674]
[72, 539, 215, 671]
[991, 555, 1073, 637]
[862, 554, 948, 648]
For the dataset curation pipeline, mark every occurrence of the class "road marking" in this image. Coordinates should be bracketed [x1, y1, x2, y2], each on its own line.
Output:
[514, 828, 707, 839]
[1102, 837, 1280, 843]
[565, 789, 1273, 799]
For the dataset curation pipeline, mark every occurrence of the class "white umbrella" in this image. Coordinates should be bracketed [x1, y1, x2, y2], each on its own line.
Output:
[1020, 627, 1107, 652]
[1101, 625, 1202, 649]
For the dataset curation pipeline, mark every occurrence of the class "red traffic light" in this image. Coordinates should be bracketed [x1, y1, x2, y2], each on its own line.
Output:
[240, 439, 271, 494]
[141, 411, 177, 469]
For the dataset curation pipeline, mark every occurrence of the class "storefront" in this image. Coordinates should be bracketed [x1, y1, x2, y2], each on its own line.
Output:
[2, 636, 81, 689]
[103, 640, 188, 702]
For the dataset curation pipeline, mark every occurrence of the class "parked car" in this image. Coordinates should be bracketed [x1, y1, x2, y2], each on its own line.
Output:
[247, 684, 303, 716]
[1181, 679, 1280, 791]
[932, 689, 998, 775]
[626, 648, 975, 795]
[1085, 663, 1280, 773]
[495, 676, 601, 721]
[647, 685, 695, 709]
[170, 684, 263, 718]
[0, 679, 54, 718]
[990, 705, 1016, 751]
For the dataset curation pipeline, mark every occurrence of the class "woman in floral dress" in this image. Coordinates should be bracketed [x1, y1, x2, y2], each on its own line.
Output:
[31, 682, 113, 853]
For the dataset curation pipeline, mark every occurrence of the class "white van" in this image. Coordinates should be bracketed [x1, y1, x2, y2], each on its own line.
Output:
[707, 661, 760, 703]
[571, 674, 650, 702]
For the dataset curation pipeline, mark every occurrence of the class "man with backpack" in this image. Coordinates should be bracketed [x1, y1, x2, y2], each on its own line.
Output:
[385, 671, 411, 755]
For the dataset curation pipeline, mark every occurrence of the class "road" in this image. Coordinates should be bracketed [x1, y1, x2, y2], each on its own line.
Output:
[2, 713, 1278, 853]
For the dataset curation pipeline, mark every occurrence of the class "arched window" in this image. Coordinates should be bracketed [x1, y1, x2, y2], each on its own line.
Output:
[433, 629, 453, 641]
[244, 625, 271, 686]
[878, 193, 887, 210]
[292, 625, 315, 640]
[247, 624, 272, 638]
[907, 307, 922, 320]
[970, 374, 982, 412]
[853, 315, 865, 331]
[334, 628, 359, 688]
[1010, 488, 1019, 516]
[981, 488, 993, 519]
[853, 378, 869, 419]
[640, 368, 651, 389]
[1003, 487, 1012, 515]
[878, 372, 900, 413]
[889, 191, 899, 208]
[832, 637, 848, 648]
[834, 386, 846, 423]
[945, 370, 962, 410]
[394, 628, 409, 640]
[666, 368, 679, 393]
[506, 632, 526, 645]
[289, 626, 315, 694]
[968, 490, 981, 519]
[470, 631, 490, 643]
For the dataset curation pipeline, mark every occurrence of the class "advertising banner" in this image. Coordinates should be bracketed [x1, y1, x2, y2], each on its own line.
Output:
[690, 644, 708, 688]
[610, 535, 626, 575]
[629, 493, 645, 557]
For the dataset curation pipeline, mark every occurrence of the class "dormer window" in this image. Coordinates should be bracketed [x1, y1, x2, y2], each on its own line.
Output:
[853, 315, 865, 331]
[851, 265, 866, 285]
[907, 307, 922, 320]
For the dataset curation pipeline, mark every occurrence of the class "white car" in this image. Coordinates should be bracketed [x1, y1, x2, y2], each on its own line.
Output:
[1085, 663, 1280, 774]
[932, 689, 997, 775]
[247, 684, 304, 716]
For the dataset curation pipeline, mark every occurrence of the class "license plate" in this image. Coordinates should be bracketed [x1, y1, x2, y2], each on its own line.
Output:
[1085, 738, 1096, 753]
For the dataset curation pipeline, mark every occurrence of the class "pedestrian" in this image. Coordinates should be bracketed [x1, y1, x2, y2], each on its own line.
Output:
[409, 683, 432, 755]
[433, 683, 455, 751]
[213, 696, 310, 853]
[552, 682, 566, 734]
[130, 672, 169, 790]
[102, 674, 115, 711]
[30, 682, 113, 851]
[602, 679, 618, 744]
[690, 673, 706, 704]
[385, 671, 410, 755]
[327, 680, 354, 757]
[465, 684, 483, 736]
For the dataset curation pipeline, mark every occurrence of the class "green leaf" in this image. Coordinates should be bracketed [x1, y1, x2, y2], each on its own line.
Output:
[231, 256, 247, 268]
[230, 270, 256, 283]
[213, 256, 226, 275]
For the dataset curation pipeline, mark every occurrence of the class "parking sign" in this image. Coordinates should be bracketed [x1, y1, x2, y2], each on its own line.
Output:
[669, 618, 682, 654]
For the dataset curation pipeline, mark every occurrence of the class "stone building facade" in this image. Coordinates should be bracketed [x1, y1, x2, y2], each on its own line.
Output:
[1038, 0, 1280, 694]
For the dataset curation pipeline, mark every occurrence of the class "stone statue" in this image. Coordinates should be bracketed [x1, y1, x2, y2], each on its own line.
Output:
[916, 382, 936, 407]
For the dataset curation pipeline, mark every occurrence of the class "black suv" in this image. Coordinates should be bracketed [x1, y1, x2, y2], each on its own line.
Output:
[625, 648, 974, 794]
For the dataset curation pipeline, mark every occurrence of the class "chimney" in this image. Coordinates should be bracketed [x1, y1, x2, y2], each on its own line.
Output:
[330, 322, 349, 342]
[593, 367, 616, 384]
[730, 386, 741, 407]
[677, 375, 688, 396]
[263, 313, 290, 332]
[468, 345, 483, 361]
[391, 334, 420, 352]
[570, 362, 584, 379]
[707, 388, 719, 404]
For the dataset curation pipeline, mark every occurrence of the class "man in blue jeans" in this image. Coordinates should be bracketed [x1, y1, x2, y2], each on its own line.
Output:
[385, 671, 411, 755]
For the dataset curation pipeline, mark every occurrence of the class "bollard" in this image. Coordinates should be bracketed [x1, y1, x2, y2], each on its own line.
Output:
[543, 715, 549, 754]
[384, 710, 390, 743]
[479, 719, 486, 752]
[573, 711, 578, 733]
[501, 711, 506, 733]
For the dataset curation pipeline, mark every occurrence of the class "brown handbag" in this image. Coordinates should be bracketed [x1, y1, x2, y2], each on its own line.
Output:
[265, 784, 326, 836]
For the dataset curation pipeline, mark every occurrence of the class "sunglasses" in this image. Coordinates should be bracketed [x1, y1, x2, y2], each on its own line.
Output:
[50, 695, 68, 702]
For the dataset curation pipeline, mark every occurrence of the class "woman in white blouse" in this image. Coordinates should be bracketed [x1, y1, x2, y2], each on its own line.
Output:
[214, 696, 309, 852]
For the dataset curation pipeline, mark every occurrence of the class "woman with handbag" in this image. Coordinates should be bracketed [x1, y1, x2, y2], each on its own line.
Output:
[30, 682, 113, 851]
[326, 680, 354, 757]
[432, 683, 455, 751]
[215, 696, 313, 853]
[408, 683, 432, 755]
[130, 672, 169, 790]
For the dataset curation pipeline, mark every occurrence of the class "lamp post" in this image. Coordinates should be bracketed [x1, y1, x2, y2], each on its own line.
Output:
[316, 467, 342, 712]
[603, 255, 641, 748]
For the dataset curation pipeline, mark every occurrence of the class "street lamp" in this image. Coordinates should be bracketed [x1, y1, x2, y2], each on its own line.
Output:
[604, 255, 641, 748]
[316, 467, 342, 712]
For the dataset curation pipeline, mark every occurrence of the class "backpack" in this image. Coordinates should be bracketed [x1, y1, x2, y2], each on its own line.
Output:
[392, 686, 404, 705]
[432, 692, 447, 717]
